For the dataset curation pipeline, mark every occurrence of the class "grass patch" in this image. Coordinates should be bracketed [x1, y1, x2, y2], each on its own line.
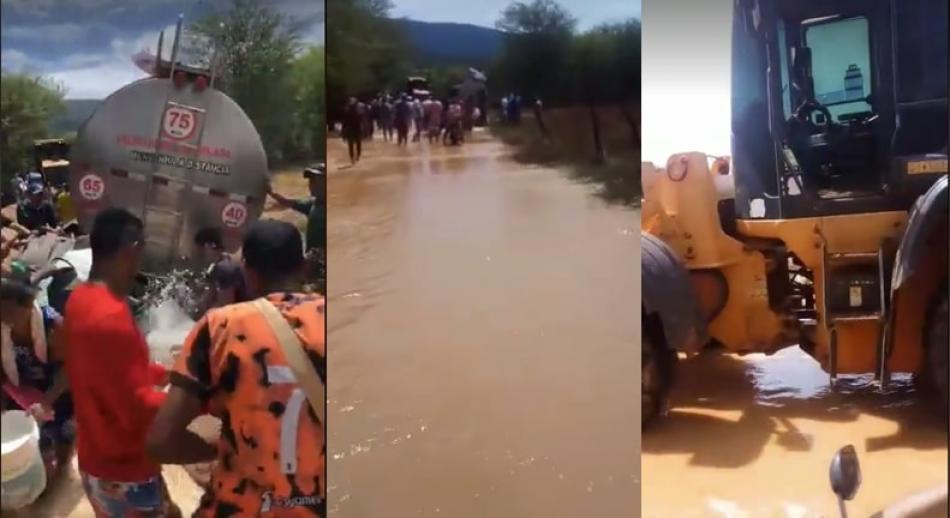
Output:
[489, 105, 641, 206]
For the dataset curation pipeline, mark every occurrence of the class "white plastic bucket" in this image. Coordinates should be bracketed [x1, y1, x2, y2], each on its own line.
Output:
[1, 411, 47, 509]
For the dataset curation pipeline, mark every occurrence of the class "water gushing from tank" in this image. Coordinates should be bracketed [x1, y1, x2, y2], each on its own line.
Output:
[137, 269, 206, 366]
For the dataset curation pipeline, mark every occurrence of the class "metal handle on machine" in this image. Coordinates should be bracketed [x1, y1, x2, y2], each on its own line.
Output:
[667, 157, 689, 182]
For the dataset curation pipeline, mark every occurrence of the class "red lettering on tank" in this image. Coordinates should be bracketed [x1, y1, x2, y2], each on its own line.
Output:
[116, 134, 231, 159]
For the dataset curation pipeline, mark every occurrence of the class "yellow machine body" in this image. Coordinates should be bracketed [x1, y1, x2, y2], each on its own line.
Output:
[641, 152, 946, 375]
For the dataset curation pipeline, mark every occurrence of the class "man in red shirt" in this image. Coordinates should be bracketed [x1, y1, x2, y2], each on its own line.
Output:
[63, 208, 181, 517]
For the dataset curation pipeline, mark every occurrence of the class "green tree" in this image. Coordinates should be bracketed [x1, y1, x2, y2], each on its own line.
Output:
[571, 27, 614, 162]
[604, 20, 641, 144]
[289, 46, 326, 160]
[426, 65, 470, 99]
[0, 73, 66, 182]
[193, 0, 301, 165]
[326, 0, 411, 126]
[567, 21, 641, 161]
[494, 0, 576, 104]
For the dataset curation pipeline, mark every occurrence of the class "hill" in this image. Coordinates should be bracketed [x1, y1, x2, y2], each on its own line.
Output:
[48, 21, 502, 133]
[49, 99, 100, 135]
[394, 19, 504, 67]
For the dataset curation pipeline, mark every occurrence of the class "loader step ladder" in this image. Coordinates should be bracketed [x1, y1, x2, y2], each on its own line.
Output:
[821, 242, 895, 388]
[140, 15, 218, 269]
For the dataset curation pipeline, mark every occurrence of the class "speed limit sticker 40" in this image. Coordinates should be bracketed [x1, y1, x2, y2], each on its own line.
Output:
[79, 174, 105, 200]
[162, 105, 199, 140]
[221, 202, 248, 228]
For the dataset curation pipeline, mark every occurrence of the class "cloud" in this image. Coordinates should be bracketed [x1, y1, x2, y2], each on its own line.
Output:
[3, 23, 89, 43]
[0, 0, 59, 17]
[2, 0, 323, 98]
[60, 52, 109, 70]
[0, 48, 30, 70]
[300, 21, 325, 46]
[53, 24, 177, 98]
[48, 62, 146, 99]
[0, 0, 175, 18]
[2, 24, 173, 98]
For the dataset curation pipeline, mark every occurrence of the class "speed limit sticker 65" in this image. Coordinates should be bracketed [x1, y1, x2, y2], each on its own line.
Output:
[162, 105, 199, 140]
[79, 174, 105, 200]
[221, 202, 248, 228]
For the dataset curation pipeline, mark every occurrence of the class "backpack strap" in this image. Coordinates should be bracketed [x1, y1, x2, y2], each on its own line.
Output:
[251, 298, 325, 426]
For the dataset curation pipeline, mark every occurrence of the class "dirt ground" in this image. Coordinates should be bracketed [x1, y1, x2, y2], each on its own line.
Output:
[642, 347, 948, 517]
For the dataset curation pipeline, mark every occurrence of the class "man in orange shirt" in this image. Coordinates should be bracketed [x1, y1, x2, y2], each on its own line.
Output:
[148, 219, 324, 517]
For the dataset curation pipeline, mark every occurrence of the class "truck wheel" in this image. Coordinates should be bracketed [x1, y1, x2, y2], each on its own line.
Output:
[643, 325, 674, 428]
[925, 290, 949, 406]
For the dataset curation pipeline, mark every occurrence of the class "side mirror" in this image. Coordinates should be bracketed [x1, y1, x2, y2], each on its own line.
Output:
[830, 445, 862, 502]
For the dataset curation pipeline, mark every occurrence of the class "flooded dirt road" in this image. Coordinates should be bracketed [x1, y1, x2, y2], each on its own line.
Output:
[643, 347, 948, 517]
[326, 133, 640, 517]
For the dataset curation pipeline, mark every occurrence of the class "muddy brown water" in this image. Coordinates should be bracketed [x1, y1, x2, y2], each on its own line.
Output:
[326, 132, 640, 517]
[643, 347, 948, 517]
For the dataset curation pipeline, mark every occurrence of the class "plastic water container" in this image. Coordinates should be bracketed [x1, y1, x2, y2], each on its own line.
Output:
[1, 411, 47, 510]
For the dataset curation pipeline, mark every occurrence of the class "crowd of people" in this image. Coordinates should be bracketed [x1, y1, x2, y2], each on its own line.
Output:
[0, 165, 326, 516]
[1, 172, 76, 279]
[339, 92, 474, 164]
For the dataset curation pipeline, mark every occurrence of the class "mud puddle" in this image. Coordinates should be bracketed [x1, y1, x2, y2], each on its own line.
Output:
[327, 134, 640, 517]
[642, 346, 948, 517]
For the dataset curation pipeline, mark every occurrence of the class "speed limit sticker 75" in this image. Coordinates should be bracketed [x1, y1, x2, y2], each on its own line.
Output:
[79, 174, 105, 200]
[161, 104, 200, 140]
[221, 202, 248, 228]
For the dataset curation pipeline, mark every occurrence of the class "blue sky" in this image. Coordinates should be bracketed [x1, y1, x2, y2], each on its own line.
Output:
[1, 0, 324, 99]
[391, 0, 640, 31]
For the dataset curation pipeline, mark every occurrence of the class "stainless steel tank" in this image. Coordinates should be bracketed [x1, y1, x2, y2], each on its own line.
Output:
[68, 20, 268, 271]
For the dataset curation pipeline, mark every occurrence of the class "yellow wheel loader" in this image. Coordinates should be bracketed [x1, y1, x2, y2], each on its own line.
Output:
[641, 0, 948, 426]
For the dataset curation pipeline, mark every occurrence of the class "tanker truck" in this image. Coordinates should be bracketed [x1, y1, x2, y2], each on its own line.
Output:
[68, 15, 269, 272]
[8, 16, 271, 321]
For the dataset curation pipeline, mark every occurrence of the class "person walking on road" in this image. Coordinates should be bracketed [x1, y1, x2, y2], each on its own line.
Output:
[147, 219, 325, 517]
[368, 98, 380, 140]
[358, 100, 372, 140]
[341, 98, 363, 164]
[444, 100, 463, 145]
[394, 95, 412, 147]
[379, 96, 394, 142]
[428, 99, 444, 144]
[411, 97, 424, 143]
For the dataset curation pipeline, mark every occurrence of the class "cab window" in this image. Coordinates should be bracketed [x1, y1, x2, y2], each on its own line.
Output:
[803, 16, 872, 122]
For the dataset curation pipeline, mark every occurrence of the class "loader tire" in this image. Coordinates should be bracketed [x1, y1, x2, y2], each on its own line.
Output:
[925, 290, 948, 408]
[642, 321, 675, 428]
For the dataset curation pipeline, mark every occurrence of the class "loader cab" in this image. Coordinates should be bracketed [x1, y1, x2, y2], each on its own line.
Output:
[730, 0, 948, 220]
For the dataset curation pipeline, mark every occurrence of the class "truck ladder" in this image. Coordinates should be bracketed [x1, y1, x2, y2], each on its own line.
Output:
[141, 15, 219, 269]
[821, 241, 895, 389]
